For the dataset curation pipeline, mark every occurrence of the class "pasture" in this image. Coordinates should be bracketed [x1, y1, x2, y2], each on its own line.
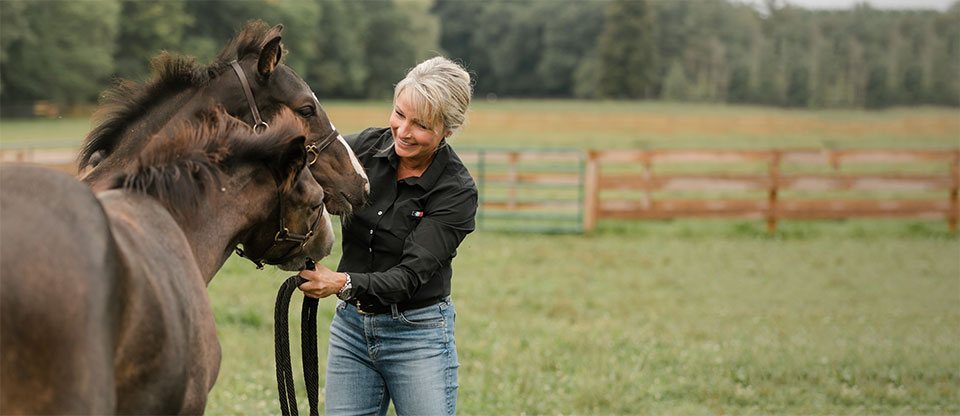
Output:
[1, 102, 958, 414]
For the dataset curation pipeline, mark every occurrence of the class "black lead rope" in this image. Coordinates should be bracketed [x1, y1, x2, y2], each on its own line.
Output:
[301, 290, 320, 415]
[275, 260, 320, 416]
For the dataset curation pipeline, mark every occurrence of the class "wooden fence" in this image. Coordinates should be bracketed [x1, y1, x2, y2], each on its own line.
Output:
[0, 140, 79, 174]
[2, 146, 958, 233]
[458, 148, 584, 233]
[584, 148, 960, 232]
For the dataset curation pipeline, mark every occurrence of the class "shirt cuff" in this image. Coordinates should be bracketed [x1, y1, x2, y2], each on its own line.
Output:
[346, 272, 370, 296]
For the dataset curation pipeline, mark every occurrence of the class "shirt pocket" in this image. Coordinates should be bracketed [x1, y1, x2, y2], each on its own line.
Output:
[384, 199, 424, 244]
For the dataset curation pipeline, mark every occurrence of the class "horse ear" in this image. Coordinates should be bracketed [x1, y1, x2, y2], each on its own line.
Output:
[258, 25, 284, 78]
[278, 136, 307, 191]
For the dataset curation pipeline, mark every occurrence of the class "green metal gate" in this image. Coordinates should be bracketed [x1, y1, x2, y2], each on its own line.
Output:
[457, 146, 585, 233]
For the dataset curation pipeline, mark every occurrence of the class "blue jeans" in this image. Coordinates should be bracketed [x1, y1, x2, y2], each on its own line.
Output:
[324, 297, 459, 416]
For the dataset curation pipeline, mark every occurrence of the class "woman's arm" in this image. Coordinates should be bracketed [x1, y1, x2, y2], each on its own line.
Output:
[298, 183, 477, 303]
[349, 184, 477, 304]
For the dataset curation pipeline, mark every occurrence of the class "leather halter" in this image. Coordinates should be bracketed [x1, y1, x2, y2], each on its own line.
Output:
[306, 130, 338, 166]
[231, 60, 340, 165]
[229, 59, 337, 269]
[230, 60, 269, 134]
[234, 170, 325, 270]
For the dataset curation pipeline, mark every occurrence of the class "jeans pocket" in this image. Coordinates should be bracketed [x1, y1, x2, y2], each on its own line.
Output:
[398, 304, 445, 328]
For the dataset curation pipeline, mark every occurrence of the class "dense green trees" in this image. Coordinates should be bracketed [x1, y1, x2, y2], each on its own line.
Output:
[597, 0, 658, 98]
[1, 0, 957, 109]
[1, 0, 119, 106]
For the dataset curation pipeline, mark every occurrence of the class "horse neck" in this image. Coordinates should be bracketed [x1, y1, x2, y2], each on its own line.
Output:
[177, 173, 274, 283]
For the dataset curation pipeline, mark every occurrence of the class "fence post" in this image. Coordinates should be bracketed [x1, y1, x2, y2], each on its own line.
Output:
[950, 150, 959, 233]
[767, 150, 781, 234]
[641, 151, 652, 210]
[584, 150, 600, 232]
[507, 152, 519, 212]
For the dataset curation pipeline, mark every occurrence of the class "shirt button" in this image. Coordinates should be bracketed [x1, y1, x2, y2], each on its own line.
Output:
[369, 229, 374, 234]
[377, 210, 383, 216]
[368, 248, 373, 253]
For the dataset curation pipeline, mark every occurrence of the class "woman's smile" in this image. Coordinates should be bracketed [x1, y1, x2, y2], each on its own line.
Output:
[389, 90, 446, 162]
[396, 137, 417, 148]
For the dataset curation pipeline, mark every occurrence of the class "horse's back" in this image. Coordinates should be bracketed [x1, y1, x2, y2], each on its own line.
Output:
[0, 165, 122, 414]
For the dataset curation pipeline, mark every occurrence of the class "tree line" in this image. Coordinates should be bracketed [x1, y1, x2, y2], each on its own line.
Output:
[1, 0, 957, 112]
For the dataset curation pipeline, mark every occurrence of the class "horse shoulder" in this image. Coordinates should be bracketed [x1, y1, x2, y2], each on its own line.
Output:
[0, 166, 121, 414]
[98, 192, 220, 413]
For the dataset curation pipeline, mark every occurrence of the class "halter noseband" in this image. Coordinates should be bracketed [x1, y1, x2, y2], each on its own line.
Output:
[234, 170, 326, 270]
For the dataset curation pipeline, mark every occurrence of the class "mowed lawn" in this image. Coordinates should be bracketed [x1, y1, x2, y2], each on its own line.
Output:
[2, 102, 958, 414]
[205, 220, 959, 415]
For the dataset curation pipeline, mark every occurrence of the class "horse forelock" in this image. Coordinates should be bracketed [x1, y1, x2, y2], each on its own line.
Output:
[79, 20, 281, 169]
[110, 109, 237, 219]
[229, 109, 309, 194]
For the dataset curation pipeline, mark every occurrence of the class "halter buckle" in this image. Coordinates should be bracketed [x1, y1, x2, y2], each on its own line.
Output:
[300, 231, 314, 248]
[306, 144, 319, 166]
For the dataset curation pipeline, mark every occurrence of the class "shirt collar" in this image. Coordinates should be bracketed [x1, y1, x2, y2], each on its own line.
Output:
[372, 132, 449, 190]
[414, 141, 449, 190]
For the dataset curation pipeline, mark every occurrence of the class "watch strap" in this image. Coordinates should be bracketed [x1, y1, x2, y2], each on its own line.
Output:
[337, 273, 353, 300]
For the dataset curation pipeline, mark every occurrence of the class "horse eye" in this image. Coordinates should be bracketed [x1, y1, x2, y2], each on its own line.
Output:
[298, 106, 315, 118]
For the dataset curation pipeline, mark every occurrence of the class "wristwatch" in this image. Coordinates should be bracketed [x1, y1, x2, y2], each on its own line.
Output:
[337, 273, 353, 300]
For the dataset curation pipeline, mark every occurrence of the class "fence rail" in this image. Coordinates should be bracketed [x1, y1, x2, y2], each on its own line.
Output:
[2, 145, 957, 233]
[458, 147, 584, 233]
[585, 148, 960, 232]
[0, 147, 77, 174]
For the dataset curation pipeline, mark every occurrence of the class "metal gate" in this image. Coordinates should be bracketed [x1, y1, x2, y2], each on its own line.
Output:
[457, 146, 585, 233]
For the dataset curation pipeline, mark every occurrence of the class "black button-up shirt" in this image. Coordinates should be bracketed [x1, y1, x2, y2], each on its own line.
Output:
[339, 127, 477, 308]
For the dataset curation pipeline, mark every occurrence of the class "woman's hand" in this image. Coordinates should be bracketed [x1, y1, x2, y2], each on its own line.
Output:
[298, 264, 347, 299]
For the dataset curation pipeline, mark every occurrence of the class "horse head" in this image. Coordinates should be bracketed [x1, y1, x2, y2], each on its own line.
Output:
[226, 110, 338, 271]
[80, 20, 368, 216]
[109, 107, 335, 273]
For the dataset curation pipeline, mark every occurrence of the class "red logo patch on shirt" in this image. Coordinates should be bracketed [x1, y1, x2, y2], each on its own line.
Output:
[412, 211, 424, 218]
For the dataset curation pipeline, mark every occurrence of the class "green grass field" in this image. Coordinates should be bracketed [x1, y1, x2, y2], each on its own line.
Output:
[205, 219, 959, 415]
[1, 102, 958, 414]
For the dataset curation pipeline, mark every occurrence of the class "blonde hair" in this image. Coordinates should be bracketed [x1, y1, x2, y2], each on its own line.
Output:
[393, 56, 472, 138]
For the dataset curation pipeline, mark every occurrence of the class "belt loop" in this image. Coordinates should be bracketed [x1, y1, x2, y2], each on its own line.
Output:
[390, 304, 399, 319]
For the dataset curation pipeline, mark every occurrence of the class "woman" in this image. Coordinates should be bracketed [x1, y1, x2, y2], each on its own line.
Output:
[297, 56, 476, 415]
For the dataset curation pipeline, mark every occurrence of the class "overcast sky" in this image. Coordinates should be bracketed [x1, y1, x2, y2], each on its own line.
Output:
[735, 0, 956, 10]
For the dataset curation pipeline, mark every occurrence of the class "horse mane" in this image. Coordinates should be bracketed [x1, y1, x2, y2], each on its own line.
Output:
[110, 107, 307, 220]
[79, 20, 283, 168]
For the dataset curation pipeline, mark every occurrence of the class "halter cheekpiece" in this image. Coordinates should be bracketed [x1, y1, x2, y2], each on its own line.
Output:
[229, 59, 328, 269]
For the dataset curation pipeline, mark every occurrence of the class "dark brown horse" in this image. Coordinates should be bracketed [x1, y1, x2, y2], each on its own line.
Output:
[78, 20, 368, 216]
[0, 108, 333, 414]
